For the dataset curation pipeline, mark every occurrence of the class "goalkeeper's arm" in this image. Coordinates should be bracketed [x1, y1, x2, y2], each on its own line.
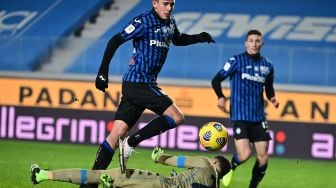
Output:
[151, 147, 209, 169]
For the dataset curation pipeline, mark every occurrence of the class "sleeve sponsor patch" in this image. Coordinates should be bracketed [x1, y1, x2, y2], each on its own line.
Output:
[125, 24, 135, 34]
[223, 62, 231, 71]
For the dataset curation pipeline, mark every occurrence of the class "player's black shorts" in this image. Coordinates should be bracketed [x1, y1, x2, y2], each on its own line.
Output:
[232, 121, 271, 142]
[115, 82, 173, 128]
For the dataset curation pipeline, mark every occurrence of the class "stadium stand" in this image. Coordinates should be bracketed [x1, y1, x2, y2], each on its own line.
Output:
[65, 0, 336, 86]
[0, 0, 112, 71]
[1, 0, 335, 87]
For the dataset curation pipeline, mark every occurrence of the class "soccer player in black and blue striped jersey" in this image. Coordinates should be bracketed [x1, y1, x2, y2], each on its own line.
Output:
[211, 29, 279, 188]
[88, 1, 214, 187]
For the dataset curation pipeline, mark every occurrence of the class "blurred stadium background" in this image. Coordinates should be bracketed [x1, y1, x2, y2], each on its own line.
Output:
[0, 0, 335, 187]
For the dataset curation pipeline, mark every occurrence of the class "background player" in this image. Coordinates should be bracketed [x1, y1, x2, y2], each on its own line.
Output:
[211, 29, 279, 188]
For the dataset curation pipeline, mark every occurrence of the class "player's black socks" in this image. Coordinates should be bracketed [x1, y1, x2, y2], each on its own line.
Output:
[80, 141, 114, 188]
[92, 140, 115, 170]
[231, 153, 242, 170]
[128, 115, 177, 147]
[249, 160, 267, 188]
[87, 141, 114, 188]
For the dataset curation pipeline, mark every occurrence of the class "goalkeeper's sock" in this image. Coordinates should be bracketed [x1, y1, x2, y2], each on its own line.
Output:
[127, 115, 176, 147]
[35, 169, 49, 182]
[52, 169, 102, 184]
[92, 140, 114, 170]
[249, 160, 267, 188]
[222, 153, 243, 187]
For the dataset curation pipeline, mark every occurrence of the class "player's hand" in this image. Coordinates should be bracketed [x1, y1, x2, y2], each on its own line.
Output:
[271, 97, 279, 108]
[151, 146, 164, 163]
[95, 73, 109, 92]
[217, 97, 228, 113]
[198, 32, 215, 43]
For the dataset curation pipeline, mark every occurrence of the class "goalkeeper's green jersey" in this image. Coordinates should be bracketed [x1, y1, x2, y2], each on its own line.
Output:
[158, 155, 219, 188]
[104, 154, 219, 188]
[47, 154, 220, 188]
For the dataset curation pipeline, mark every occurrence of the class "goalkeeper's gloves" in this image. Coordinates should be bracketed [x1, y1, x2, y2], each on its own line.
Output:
[151, 146, 164, 163]
[170, 169, 178, 177]
[95, 73, 109, 92]
[197, 32, 215, 43]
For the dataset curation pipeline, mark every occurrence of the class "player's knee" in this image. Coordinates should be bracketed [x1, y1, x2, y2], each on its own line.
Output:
[109, 121, 129, 138]
[238, 149, 252, 161]
[240, 154, 250, 162]
[175, 114, 184, 125]
[257, 154, 268, 164]
[164, 113, 184, 126]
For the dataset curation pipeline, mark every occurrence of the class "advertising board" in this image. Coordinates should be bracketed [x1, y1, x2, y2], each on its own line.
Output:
[1, 77, 335, 160]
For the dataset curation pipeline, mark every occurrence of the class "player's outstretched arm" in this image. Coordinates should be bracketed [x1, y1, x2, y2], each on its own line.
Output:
[172, 31, 215, 46]
[151, 147, 210, 168]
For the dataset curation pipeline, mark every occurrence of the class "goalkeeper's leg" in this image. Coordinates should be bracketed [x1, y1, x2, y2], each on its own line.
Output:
[30, 165, 109, 186]
[222, 153, 242, 187]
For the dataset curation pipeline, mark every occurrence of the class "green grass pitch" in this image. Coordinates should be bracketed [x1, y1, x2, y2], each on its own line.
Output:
[0, 140, 335, 188]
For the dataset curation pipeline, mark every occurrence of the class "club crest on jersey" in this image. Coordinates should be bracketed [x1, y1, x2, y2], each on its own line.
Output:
[260, 66, 270, 74]
[125, 24, 135, 34]
[254, 66, 259, 72]
[162, 26, 173, 39]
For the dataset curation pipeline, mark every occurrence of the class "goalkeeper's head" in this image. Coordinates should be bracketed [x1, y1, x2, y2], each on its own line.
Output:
[211, 156, 231, 179]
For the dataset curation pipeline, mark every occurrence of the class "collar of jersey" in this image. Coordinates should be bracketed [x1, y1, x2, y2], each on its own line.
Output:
[245, 51, 261, 61]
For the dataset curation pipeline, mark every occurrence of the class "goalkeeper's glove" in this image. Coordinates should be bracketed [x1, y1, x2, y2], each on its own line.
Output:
[151, 146, 164, 163]
[95, 73, 109, 92]
[170, 169, 178, 177]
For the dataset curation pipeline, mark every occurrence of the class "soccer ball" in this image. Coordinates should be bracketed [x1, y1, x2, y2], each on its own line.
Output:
[199, 122, 228, 151]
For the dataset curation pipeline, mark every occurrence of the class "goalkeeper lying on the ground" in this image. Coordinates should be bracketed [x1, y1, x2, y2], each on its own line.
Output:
[30, 147, 231, 188]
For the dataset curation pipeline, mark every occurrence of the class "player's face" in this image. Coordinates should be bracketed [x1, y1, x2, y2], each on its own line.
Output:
[153, 0, 175, 20]
[245, 34, 263, 55]
[211, 158, 223, 178]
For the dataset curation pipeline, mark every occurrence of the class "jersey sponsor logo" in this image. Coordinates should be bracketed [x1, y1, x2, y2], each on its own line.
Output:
[125, 24, 135, 34]
[150, 39, 169, 48]
[175, 13, 336, 43]
[241, 73, 265, 83]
